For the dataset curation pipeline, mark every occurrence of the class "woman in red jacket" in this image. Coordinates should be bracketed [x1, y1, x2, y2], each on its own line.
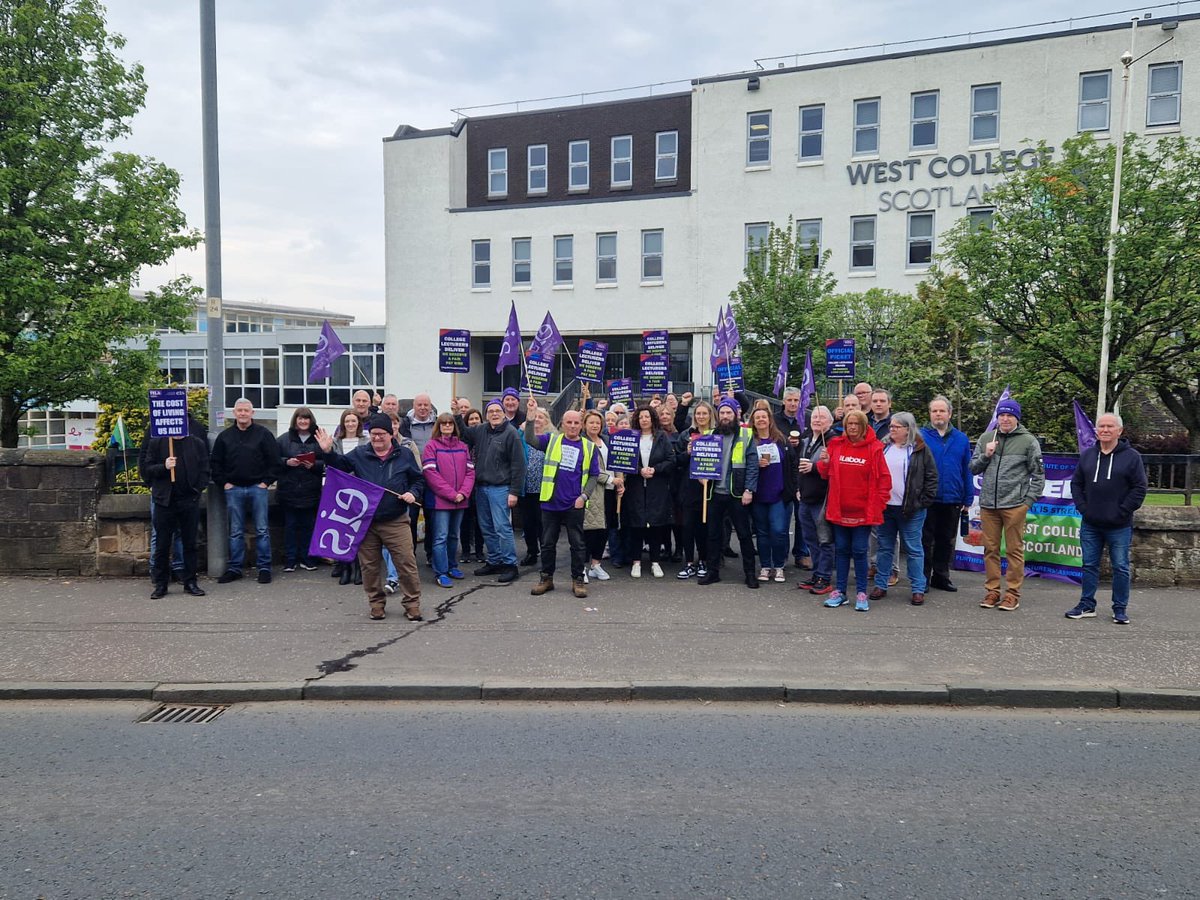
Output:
[816, 409, 891, 611]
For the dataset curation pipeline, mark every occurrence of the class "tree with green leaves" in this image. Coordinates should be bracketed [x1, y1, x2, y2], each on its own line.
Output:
[728, 216, 838, 393]
[937, 133, 1200, 450]
[0, 0, 201, 447]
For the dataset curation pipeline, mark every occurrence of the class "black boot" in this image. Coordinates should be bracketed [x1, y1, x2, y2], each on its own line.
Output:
[352, 559, 363, 585]
[339, 563, 354, 585]
[331, 562, 344, 579]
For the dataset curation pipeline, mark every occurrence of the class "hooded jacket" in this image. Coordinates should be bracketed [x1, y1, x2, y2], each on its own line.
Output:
[969, 423, 1045, 509]
[919, 424, 973, 506]
[817, 426, 891, 527]
[422, 434, 476, 511]
[1070, 438, 1147, 528]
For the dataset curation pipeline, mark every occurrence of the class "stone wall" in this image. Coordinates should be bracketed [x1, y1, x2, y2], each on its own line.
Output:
[1130, 506, 1200, 587]
[0, 449, 104, 576]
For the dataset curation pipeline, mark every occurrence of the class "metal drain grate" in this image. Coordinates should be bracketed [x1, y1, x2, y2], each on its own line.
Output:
[138, 704, 229, 724]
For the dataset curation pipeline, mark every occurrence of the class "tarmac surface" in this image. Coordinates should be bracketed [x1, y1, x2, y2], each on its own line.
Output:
[1, 555, 1198, 709]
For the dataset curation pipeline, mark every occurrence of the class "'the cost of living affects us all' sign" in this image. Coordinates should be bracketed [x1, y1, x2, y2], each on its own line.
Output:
[148, 388, 189, 439]
[438, 329, 470, 373]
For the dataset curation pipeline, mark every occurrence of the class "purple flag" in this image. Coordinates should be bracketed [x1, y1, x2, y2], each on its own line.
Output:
[710, 308, 727, 372]
[496, 301, 523, 373]
[308, 320, 347, 382]
[308, 467, 386, 562]
[723, 304, 741, 351]
[798, 349, 816, 414]
[1073, 400, 1097, 454]
[527, 310, 563, 358]
[773, 341, 789, 398]
[985, 385, 1012, 433]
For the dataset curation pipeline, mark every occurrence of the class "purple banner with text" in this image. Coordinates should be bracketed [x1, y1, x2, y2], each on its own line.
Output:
[308, 467, 387, 562]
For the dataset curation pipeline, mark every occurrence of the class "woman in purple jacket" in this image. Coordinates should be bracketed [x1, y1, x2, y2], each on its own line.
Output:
[422, 414, 477, 588]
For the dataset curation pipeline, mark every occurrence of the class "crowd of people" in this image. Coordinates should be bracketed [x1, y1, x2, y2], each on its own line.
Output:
[139, 380, 1146, 625]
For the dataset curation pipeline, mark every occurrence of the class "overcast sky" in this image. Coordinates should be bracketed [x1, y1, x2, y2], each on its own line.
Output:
[102, 0, 1172, 325]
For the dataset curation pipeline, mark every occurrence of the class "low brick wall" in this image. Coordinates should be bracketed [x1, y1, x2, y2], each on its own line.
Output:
[1131, 506, 1200, 587]
[0, 449, 104, 576]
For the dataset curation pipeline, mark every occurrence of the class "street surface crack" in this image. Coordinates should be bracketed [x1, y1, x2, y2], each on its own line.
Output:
[309, 582, 489, 678]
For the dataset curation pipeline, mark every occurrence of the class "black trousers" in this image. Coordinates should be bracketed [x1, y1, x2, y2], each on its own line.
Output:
[519, 493, 543, 557]
[152, 500, 200, 588]
[539, 506, 587, 580]
[705, 493, 756, 578]
[922, 502, 961, 580]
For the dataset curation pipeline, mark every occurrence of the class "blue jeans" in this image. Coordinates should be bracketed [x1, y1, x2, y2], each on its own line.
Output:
[226, 484, 271, 573]
[1079, 522, 1132, 612]
[752, 500, 790, 568]
[788, 500, 808, 561]
[476, 485, 517, 566]
[797, 500, 833, 581]
[383, 548, 397, 583]
[876, 506, 928, 593]
[430, 508, 464, 576]
[832, 523, 871, 596]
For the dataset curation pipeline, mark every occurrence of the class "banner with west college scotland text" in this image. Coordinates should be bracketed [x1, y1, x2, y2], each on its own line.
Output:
[955, 453, 1082, 584]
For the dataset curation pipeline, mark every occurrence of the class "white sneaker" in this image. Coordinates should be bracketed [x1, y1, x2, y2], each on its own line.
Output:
[650, 562, 664, 578]
[583, 572, 589, 584]
[631, 561, 642, 578]
[758, 567, 771, 582]
[590, 564, 611, 581]
[774, 569, 786, 582]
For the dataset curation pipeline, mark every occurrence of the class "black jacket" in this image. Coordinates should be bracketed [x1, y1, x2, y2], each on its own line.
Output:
[139, 421, 210, 507]
[211, 421, 280, 487]
[797, 431, 831, 505]
[323, 440, 425, 522]
[1070, 438, 1147, 528]
[461, 421, 526, 494]
[276, 429, 325, 509]
[881, 437, 939, 518]
[622, 431, 677, 528]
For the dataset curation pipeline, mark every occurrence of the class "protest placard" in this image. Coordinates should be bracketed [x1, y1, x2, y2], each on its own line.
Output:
[825, 338, 856, 379]
[608, 377, 633, 405]
[576, 340, 608, 383]
[642, 329, 669, 356]
[715, 359, 744, 393]
[607, 429, 640, 474]
[438, 329, 470, 373]
[148, 388, 189, 439]
[688, 434, 725, 481]
[639, 353, 669, 394]
[522, 353, 554, 395]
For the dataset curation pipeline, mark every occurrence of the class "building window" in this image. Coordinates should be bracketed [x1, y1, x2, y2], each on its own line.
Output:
[224, 348, 280, 410]
[745, 222, 770, 272]
[527, 144, 548, 194]
[799, 104, 824, 161]
[971, 84, 1000, 144]
[282, 342, 385, 408]
[487, 147, 507, 197]
[906, 212, 934, 268]
[911, 91, 938, 150]
[747, 111, 771, 165]
[655, 130, 678, 181]
[611, 135, 633, 187]
[159, 348, 207, 386]
[797, 218, 822, 267]
[967, 207, 995, 232]
[568, 140, 589, 191]
[224, 313, 274, 333]
[850, 216, 876, 271]
[1078, 71, 1111, 132]
[17, 409, 67, 448]
[596, 233, 617, 283]
[641, 229, 663, 282]
[472, 239, 490, 288]
[1147, 62, 1182, 127]
[853, 98, 880, 156]
[554, 235, 573, 285]
[512, 238, 531, 285]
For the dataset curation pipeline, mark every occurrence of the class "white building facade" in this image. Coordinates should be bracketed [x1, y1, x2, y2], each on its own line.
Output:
[383, 13, 1198, 401]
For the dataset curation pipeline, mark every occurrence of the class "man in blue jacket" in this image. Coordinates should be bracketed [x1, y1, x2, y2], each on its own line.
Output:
[920, 395, 973, 592]
[1067, 413, 1147, 624]
[316, 414, 425, 622]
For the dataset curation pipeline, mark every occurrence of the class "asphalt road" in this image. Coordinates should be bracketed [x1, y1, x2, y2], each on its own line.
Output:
[1, 702, 1196, 899]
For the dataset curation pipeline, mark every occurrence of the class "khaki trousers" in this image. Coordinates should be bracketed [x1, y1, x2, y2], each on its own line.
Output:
[359, 515, 421, 616]
[980, 505, 1028, 600]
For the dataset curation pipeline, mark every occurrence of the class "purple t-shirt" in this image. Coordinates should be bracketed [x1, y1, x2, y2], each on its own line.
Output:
[754, 438, 785, 504]
[530, 434, 601, 511]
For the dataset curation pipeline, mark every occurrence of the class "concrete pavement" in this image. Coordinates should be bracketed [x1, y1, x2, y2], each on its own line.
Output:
[1, 560, 1198, 709]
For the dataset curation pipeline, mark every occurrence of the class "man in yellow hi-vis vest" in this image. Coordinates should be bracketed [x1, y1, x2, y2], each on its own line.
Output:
[524, 399, 601, 598]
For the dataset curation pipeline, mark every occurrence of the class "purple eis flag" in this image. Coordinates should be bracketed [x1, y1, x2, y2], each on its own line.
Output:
[773, 341, 789, 398]
[1073, 399, 1097, 454]
[723, 304, 741, 351]
[798, 349, 816, 414]
[308, 320, 347, 382]
[985, 385, 1012, 433]
[496, 301, 523, 373]
[527, 310, 564, 358]
[308, 467, 386, 562]
[710, 307, 727, 371]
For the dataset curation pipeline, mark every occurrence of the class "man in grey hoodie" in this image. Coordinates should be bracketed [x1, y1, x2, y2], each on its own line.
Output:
[970, 398, 1045, 611]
